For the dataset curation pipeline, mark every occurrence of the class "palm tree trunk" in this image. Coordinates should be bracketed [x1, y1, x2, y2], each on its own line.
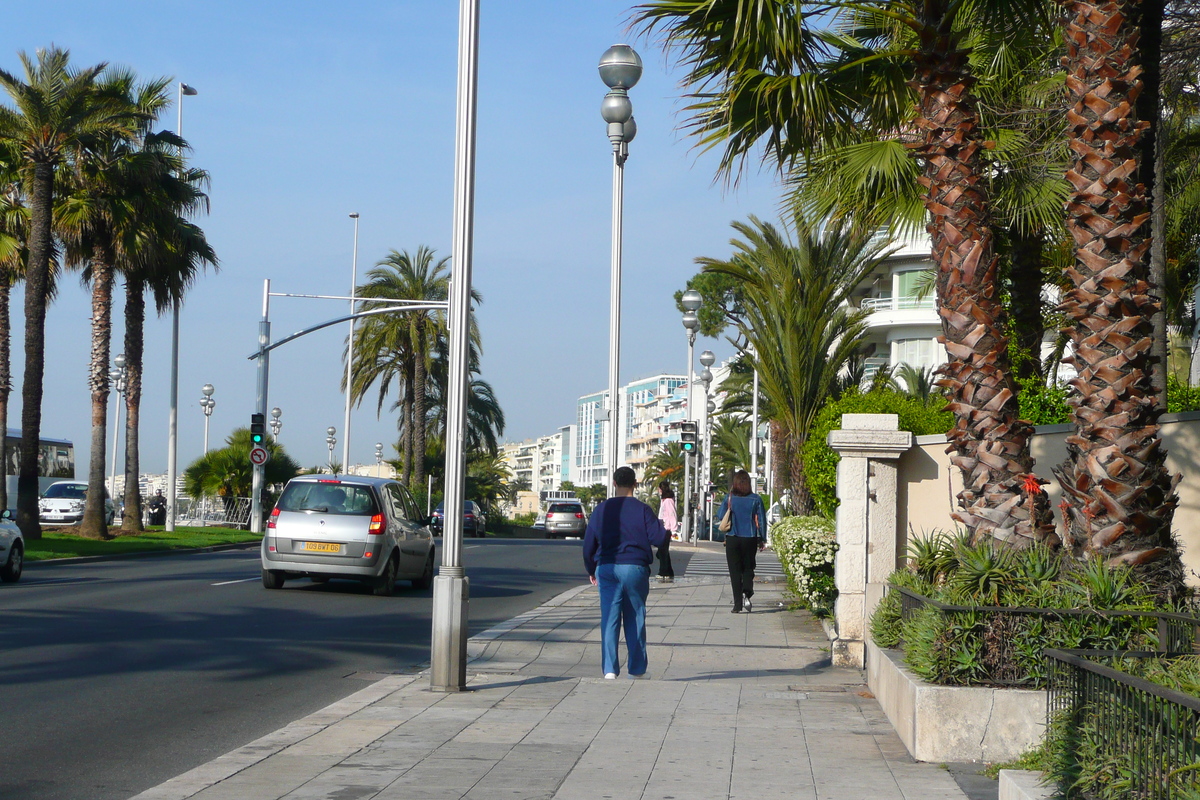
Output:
[787, 432, 814, 516]
[122, 278, 145, 531]
[0, 281, 10, 513]
[80, 248, 115, 539]
[1008, 231, 1046, 381]
[1139, 0, 1168, 410]
[1053, 0, 1183, 595]
[16, 163, 54, 541]
[401, 368, 413, 485]
[413, 320, 427, 488]
[910, 10, 1054, 547]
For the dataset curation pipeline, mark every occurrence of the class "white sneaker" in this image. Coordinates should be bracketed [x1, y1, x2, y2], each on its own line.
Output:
[604, 673, 617, 680]
[744, 597, 752, 613]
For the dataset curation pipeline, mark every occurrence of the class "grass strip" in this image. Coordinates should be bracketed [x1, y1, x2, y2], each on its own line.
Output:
[24, 526, 262, 561]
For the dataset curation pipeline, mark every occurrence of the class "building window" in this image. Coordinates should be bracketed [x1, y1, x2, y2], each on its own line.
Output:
[893, 337, 938, 370]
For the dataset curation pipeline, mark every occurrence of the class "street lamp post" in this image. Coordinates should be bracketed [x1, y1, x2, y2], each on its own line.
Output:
[326, 427, 337, 473]
[751, 364, 760, 493]
[599, 44, 642, 495]
[681, 290, 701, 542]
[432, 0, 482, 693]
[699, 351, 715, 540]
[375, 442, 384, 477]
[200, 384, 215, 453]
[167, 81, 198, 533]
[342, 213, 360, 471]
[109, 355, 127, 502]
[269, 407, 282, 439]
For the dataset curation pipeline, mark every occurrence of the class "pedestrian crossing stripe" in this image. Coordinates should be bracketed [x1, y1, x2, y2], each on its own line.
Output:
[682, 551, 785, 578]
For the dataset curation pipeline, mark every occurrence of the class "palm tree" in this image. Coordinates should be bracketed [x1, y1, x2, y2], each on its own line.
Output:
[710, 416, 753, 485]
[350, 247, 453, 486]
[632, 0, 1056, 546]
[1052, 0, 1185, 592]
[58, 70, 174, 538]
[0, 162, 27, 515]
[700, 213, 893, 513]
[184, 429, 299, 521]
[642, 442, 686, 490]
[0, 46, 140, 538]
[123, 212, 216, 531]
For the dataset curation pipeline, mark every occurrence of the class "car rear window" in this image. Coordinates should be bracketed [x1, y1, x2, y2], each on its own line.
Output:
[277, 482, 379, 516]
[549, 504, 582, 514]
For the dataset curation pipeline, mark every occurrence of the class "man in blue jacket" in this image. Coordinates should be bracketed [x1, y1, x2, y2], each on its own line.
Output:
[583, 467, 667, 679]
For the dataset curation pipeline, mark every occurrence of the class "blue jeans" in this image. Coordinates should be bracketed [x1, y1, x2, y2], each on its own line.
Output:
[596, 563, 650, 677]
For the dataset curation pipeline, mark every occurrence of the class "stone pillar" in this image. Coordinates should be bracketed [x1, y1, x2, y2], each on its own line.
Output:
[827, 414, 913, 668]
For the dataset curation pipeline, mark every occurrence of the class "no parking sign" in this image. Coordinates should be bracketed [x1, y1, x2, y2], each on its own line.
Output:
[249, 446, 270, 466]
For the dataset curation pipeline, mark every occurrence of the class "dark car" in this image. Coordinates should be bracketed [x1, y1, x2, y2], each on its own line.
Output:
[430, 501, 487, 537]
[543, 501, 586, 539]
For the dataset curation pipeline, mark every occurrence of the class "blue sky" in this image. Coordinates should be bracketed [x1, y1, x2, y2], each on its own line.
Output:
[2, 1, 781, 472]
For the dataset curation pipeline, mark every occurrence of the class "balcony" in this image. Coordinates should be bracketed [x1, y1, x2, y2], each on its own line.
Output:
[861, 295, 934, 312]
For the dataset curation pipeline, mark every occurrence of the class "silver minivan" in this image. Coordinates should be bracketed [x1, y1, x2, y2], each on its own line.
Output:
[261, 475, 435, 596]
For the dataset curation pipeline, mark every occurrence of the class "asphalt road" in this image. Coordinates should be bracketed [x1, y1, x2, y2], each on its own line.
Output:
[0, 538, 678, 800]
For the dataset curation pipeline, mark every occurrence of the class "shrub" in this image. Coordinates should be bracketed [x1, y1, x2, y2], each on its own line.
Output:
[803, 389, 954, 518]
[508, 512, 537, 527]
[868, 540, 1166, 687]
[1168, 373, 1200, 414]
[769, 515, 837, 616]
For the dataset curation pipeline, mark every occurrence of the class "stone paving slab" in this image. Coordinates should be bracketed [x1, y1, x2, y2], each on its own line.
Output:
[130, 579, 969, 800]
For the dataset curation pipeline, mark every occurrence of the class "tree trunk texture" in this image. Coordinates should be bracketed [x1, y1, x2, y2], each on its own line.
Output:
[122, 279, 145, 532]
[787, 433, 814, 517]
[769, 420, 787, 502]
[16, 163, 54, 541]
[909, 11, 1055, 547]
[1008, 230, 1047, 381]
[1139, 0, 1169, 410]
[1054, 0, 1183, 595]
[413, 319, 426, 488]
[0, 282, 10, 513]
[400, 367, 413, 485]
[80, 246, 115, 539]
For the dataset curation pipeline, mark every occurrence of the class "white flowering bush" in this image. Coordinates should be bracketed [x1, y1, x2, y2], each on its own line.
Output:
[770, 515, 837, 616]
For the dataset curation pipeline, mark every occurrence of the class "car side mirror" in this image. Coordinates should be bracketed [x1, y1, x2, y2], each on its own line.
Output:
[1, 509, 12, 521]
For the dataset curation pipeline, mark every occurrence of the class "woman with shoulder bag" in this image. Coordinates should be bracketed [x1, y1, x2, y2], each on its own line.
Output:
[716, 469, 767, 613]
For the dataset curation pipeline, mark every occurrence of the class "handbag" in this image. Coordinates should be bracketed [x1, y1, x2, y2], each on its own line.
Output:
[718, 500, 733, 533]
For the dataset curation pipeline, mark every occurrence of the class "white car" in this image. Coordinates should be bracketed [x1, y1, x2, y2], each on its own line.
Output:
[38, 481, 116, 525]
[1, 510, 22, 583]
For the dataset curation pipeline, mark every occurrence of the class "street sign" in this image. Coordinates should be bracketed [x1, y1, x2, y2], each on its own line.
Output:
[250, 446, 270, 466]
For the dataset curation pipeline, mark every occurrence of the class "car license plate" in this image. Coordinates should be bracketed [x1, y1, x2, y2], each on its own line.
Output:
[302, 541, 341, 553]
[557, 523, 573, 528]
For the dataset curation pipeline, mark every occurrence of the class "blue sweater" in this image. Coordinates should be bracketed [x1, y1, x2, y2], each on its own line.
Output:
[717, 493, 767, 540]
[583, 496, 667, 576]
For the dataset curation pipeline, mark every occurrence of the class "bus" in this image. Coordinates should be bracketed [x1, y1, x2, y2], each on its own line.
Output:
[4, 428, 76, 500]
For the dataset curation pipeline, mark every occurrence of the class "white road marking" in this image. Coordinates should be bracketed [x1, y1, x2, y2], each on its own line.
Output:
[211, 577, 259, 586]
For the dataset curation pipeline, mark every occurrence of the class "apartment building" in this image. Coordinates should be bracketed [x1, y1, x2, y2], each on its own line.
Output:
[572, 375, 688, 486]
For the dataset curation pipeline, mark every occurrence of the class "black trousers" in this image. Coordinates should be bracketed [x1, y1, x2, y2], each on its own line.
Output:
[657, 538, 674, 578]
[725, 536, 759, 606]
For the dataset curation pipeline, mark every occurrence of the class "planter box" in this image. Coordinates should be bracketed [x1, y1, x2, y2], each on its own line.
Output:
[866, 640, 1046, 762]
[999, 770, 1053, 800]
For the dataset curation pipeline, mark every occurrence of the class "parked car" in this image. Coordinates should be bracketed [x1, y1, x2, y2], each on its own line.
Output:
[429, 501, 487, 537]
[543, 501, 587, 539]
[0, 509, 22, 583]
[38, 481, 116, 526]
[260, 475, 435, 596]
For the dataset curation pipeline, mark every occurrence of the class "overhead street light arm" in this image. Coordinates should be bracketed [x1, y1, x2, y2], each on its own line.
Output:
[245, 304, 449, 360]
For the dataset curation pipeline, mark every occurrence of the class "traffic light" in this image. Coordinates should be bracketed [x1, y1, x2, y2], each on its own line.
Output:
[250, 413, 266, 445]
[679, 421, 698, 452]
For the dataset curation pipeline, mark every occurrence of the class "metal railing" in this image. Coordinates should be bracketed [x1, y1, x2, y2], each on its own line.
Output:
[895, 586, 1200, 655]
[860, 295, 935, 311]
[1046, 649, 1200, 800]
[158, 496, 253, 529]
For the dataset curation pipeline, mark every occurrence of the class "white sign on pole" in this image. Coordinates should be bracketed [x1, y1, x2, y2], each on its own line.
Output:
[250, 446, 270, 466]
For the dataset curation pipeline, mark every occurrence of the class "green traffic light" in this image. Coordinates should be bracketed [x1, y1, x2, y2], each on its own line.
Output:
[251, 434, 263, 443]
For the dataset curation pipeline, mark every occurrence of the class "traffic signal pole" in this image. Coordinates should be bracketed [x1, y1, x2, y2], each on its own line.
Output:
[250, 280, 271, 534]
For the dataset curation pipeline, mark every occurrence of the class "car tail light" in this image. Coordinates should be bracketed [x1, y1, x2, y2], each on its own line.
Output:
[369, 514, 385, 534]
[575, 512, 584, 519]
[267, 507, 280, 529]
[317, 479, 342, 484]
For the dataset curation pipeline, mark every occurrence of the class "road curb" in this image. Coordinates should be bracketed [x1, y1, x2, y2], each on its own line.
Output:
[25, 539, 261, 567]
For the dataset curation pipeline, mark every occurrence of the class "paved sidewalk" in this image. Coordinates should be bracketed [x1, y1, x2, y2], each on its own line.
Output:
[131, 577, 969, 800]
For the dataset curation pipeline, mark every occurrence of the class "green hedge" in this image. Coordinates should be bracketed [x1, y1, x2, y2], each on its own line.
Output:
[803, 390, 953, 518]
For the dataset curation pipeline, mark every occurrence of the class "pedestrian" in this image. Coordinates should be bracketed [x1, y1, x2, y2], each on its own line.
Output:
[655, 480, 677, 583]
[716, 469, 767, 613]
[583, 466, 668, 679]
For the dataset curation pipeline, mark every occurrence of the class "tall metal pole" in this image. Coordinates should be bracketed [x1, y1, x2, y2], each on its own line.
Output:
[751, 365, 760, 493]
[110, 389, 122, 503]
[250, 280, 271, 535]
[683, 336, 695, 541]
[431, 0, 479, 693]
[342, 213, 359, 470]
[606, 149, 624, 495]
[167, 82, 197, 532]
